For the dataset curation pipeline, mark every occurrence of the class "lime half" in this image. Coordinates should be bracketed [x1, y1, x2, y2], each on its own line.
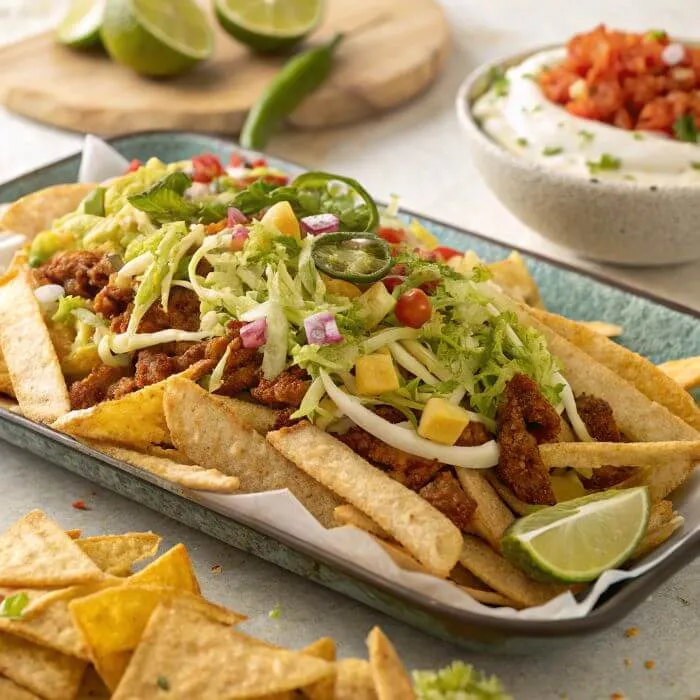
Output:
[56, 0, 105, 48]
[501, 487, 650, 583]
[102, 0, 213, 77]
[214, 0, 323, 53]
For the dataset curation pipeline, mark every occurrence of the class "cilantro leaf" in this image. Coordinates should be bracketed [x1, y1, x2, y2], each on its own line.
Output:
[233, 181, 300, 216]
[413, 661, 512, 700]
[488, 67, 510, 97]
[157, 675, 170, 691]
[542, 146, 563, 157]
[0, 592, 29, 620]
[673, 114, 699, 143]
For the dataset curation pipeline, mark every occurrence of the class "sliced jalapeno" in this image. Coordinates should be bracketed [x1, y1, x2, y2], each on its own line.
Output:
[312, 232, 392, 284]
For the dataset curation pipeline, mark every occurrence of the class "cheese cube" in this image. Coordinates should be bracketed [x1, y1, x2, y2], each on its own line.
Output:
[418, 398, 471, 445]
[322, 276, 362, 298]
[260, 201, 301, 239]
[355, 354, 400, 396]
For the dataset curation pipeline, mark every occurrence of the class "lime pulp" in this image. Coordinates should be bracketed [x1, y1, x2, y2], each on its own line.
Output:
[56, 0, 105, 48]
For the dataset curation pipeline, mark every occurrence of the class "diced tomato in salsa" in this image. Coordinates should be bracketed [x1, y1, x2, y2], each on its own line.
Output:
[192, 153, 226, 183]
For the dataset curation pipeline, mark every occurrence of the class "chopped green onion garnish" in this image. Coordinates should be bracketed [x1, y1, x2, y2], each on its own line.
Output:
[542, 147, 563, 157]
[586, 154, 622, 174]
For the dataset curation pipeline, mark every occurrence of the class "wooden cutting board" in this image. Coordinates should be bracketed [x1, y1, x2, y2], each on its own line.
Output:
[0, 0, 449, 136]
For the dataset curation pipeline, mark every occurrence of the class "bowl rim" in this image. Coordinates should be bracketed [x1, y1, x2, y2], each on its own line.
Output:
[455, 43, 700, 194]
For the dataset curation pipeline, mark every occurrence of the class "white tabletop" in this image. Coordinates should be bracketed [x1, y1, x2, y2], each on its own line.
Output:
[1, 0, 699, 312]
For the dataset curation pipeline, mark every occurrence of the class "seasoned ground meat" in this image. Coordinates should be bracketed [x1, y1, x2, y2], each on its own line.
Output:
[456, 421, 492, 447]
[251, 366, 311, 408]
[496, 374, 558, 506]
[273, 408, 299, 431]
[94, 279, 134, 319]
[69, 364, 132, 409]
[34, 251, 113, 298]
[110, 287, 201, 334]
[419, 471, 477, 531]
[576, 394, 636, 489]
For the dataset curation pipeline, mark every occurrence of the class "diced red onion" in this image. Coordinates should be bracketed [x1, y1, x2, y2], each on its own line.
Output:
[230, 224, 249, 252]
[662, 43, 685, 66]
[227, 207, 247, 226]
[304, 311, 343, 345]
[300, 213, 340, 236]
[240, 318, 267, 348]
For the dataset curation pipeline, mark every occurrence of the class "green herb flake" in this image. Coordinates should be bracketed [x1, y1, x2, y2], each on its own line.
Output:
[157, 675, 170, 691]
[645, 29, 667, 42]
[586, 153, 622, 174]
[578, 130, 595, 143]
[522, 72, 537, 81]
[542, 146, 563, 157]
[515, 137, 529, 148]
[673, 114, 699, 143]
[632, 132, 645, 141]
[413, 661, 512, 700]
[691, 162, 700, 170]
[488, 67, 510, 97]
[268, 604, 282, 619]
[624, 174, 637, 182]
[0, 592, 29, 620]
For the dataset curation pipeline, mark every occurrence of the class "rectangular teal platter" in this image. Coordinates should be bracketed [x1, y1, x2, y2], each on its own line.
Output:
[0, 132, 698, 653]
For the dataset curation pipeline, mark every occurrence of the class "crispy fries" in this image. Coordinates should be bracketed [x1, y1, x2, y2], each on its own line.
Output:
[268, 422, 463, 578]
[658, 356, 700, 391]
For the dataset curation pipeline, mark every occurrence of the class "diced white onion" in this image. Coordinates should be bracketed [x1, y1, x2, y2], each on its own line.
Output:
[662, 43, 685, 66]
[240, 300, 272, 322]
[34, 284, 65, 307]
[568, 78, 587, 100]
[320, 371, 500, 469]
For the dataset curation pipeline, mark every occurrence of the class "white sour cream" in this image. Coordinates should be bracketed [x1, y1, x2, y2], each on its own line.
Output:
[473, 48, 700, 186]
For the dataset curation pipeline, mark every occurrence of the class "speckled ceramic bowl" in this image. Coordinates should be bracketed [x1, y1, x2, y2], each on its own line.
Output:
[456, 47, 700, 266]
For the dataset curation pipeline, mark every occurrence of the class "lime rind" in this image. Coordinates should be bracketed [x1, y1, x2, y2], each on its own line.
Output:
[501, 487, 650, 584]
[56, 0, 105, 48]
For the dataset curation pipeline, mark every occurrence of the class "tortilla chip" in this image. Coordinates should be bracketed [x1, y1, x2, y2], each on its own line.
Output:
[658, 357, 700, 391]
[112, 601, 334, 700]
[76, 666, 111, 700]
[0, 270, 70, 423]
[0, 353, 16, 397]
[65, 529, 81, 539]
[367, 627, 415, 700]
[0, 511, 104, 587]
[460, 535, 565, 607]
[268, 422, 462, 578]
[333, 505, 393, 541]
[76, 533, 161, 576]
[488, 251, 544, 308]
[164, 378, 342, 528]
[0, 184, 95, 238]
[577, 321, 623, 338]
[300, 638, 337, 700]
[0, 676, 42, 700]
[646, 500, 674, 532]
[540, 441, 700, 470]
[129, 544, 200, 594]
[364, 533, 432, 575]
[455, 470, 514, 550]
[144, 445, 193, 464]
[53, 363, 208, 446]
[483, 473, 537, 516]
[213, 394, 281, 434]
[94, 651, 132, 693]
[449, 563, 487, 589]
[530, 307, 700, 433]
[458, 585, 522, 608]
[331, 659, 378, 700]
[85, 441, 241, 493]
[0, 630, 86, 700]
[632, 515, 684, 560]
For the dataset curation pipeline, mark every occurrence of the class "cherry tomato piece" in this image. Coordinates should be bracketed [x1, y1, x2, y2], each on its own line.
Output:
[126, 159, 142, 173]
[433, 245, 462, 261]
[378, 227, 406, 244]
[229, 152, 244, 167]
[382, 275, 405, 293]
[192, 153, 225, 183]
[395, 288, 432, 328]
[390, 263, 407, 276]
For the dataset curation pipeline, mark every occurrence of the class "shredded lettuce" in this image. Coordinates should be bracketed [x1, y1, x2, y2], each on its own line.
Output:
[413, 662, 512, 700]
[261, 301, 289, 380]
[51, 296, 91, 324]
[104, 157, 171, 215]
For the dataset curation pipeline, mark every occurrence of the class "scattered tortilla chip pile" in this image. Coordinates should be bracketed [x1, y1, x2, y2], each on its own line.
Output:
[0, 510, 420, 700]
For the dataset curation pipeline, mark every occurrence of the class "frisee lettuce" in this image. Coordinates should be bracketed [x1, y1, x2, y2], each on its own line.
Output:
[413, 662, 512, 700]
[52, 295, 91, 324]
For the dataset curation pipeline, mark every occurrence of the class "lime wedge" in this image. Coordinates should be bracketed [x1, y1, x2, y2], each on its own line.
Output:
[102, 0, 213, 77]
[214, 0, 323, 53]
[501, 487, 650, 583]
[56, 0, 105, 48]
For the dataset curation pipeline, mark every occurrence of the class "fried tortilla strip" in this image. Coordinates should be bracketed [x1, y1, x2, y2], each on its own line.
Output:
[84, 441, 241, 493]
[53, 363, 208, 447]
[530, 308, 700, 432]
[164, 378, 342, 528]
[0, 510, 104, 587]
[632, 515, 684, 560]
[0, 676, 42, 700]
[268, 422, 462, 578]
[577, 321, 623, 338]
[367, 627, 416, 700]
[540, 441, 700, 470]
[646, 500, 674, 531]
[331, 659, 378, 700]
[0, 184, 95, 238]
[333, 505, 393, 541]
[112, 601, 334, 700]
[658, 357, 700, 391]
[455, 469, 514, 550]
[488, 251, 544, 308]
[0, 269, 70, 423]
[457, 585, 522, 609]
[460, 535, 565, 608]
[212, 394, 281, 434]
[76, 532, 161, 576]
[0, 630, 86, 700]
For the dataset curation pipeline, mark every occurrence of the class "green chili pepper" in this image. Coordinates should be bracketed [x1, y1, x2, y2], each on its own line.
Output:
[240, 33, 343, 150]
[312, 232, 392, 284]
[292, 171, 379, 232]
